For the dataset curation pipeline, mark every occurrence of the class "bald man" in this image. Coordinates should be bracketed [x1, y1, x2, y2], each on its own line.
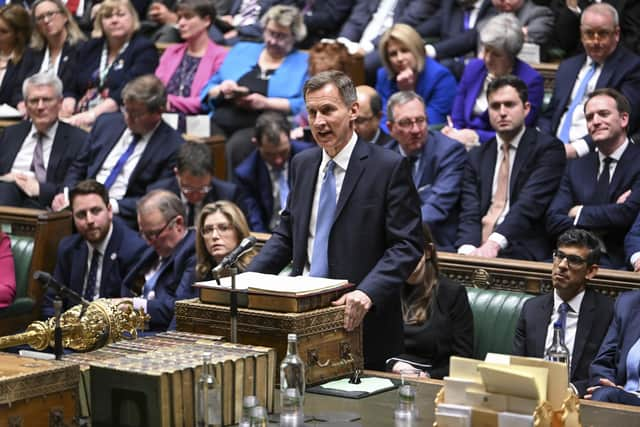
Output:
[355, 86, 392, 146]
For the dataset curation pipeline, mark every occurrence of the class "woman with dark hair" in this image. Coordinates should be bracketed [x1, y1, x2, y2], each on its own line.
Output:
[0, 4, 31, 106]
[195, 200, 256, 281]
[17, 0, 86, 114]
[155, 0, 227, 130]
[389, 224, 474, 379]
[0, 231, 16, 309]
[66, 0, 158, 127]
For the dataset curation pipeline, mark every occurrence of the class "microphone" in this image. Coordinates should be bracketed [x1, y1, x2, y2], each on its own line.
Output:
[33, 270, 91, 308]
[211, 236, 257, 274]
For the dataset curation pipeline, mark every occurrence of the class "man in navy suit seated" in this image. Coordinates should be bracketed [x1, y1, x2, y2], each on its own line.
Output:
[385, 91, 466, 252]
[547, 88, 640, 270]
[149, 142, 244, 227]
[0, 73, 87, 209]
[513, 228, 614, 397]
[234, 111, 313, 232]
[121, 190, 196, 331]
[43, 180, 148, 318]
[355, 85, 392, 146]
[52, 75, 184, 228]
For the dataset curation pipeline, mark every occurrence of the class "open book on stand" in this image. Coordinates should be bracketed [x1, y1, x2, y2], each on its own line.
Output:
[193, 272, 354, 312]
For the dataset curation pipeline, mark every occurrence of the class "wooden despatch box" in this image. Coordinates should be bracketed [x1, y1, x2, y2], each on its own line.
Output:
[0, 353, 80, 427]
[175, 299, 364, 385]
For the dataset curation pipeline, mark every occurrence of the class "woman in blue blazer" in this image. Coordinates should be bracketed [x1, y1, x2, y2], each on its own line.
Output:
[442, 13, 544, 148]
[376, 23, 456, 133]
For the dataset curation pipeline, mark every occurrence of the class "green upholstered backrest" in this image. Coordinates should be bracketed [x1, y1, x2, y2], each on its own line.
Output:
[466, 287, 534, 360]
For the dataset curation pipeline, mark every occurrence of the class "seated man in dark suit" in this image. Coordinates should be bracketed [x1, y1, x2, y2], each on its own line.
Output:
[234, 111, 313, 232]
[355, 85, 392, 146]
[149, 142, 243, 227]
[456, 75, 566, 261]
[547, 88, 640, 270]
[52, 75, 184, 227]
[385, 91, 466, 252]
[624, 213, 640, 271]
[538, 3, 640, 159]
[0, 73, 87, 208]
[121, 190, 196, 331]
[513, 228, 614, 397]
[43, 180, 148, 318]
[586, 289, 640, 406]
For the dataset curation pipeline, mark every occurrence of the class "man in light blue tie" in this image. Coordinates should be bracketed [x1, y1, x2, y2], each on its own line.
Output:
[248, 71, 423, 370]
[538, 2, 640, 159]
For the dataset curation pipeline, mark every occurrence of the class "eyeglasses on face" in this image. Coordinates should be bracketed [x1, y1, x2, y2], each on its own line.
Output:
[35, 10, 62, 22]
[552, 250, 588, 269]
[200, 223, 233, 237]
[581, 29, 615, 40]
[395, 116, 427, 130]
[140, 216, 177, 241]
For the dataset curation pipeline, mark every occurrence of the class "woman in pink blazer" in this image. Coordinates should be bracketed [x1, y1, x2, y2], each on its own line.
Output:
[155, 0, 227, 126]
[0, 231, 16, 309]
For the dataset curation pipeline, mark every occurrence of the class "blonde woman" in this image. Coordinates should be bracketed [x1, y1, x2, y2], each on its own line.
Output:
[0, 4, 31, 106]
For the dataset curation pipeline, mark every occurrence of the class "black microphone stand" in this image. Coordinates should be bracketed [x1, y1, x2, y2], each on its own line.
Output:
[53, 296, 63, 360]
[211, 265, 239, 343]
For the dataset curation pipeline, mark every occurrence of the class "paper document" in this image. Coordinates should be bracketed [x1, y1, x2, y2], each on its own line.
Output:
[0, 103, 21, 118]
[319, 377, 395, 393]
[195, 272, 348, 295]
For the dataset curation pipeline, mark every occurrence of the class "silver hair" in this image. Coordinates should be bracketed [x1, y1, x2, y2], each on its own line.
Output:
[581, 2, 619, 27]
[386, 91, 425, 123]
[137, 189, 186, 221]
[480, 13, 524, 58]
[304, 70, 357, 106]
[260, 4, 307, 42]
[22, 72, 63, 100]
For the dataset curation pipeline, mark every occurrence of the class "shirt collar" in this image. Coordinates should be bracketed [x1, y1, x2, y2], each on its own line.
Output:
[30, 120, 59, 141]
[553, 288, 586, 315]
[320, 131, 358, 172]
[495, 126, 525, 152]
[597, 138, 629, 163]
[86, 222, 113, 255]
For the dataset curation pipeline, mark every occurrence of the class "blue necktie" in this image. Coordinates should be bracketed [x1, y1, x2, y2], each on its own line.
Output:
[558, 302, 570, 342]
[463, 10, 471, 31]
[84, 249, 100, 301]
[143, 258, 168, 299]
[276, 168, 289, 210]
[559, 62, 597, 143]
[309, 160, 336, 278]
[625, 337, 640, 392]
[104, 133, 141, 189]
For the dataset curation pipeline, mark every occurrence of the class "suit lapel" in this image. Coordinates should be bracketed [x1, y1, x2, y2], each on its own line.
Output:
[334, 140, 367, 221]
[258, 158, 273, 217]
[510, 128, 534, 196]
[535, 294, 555, 356]
[293, 150, 322, 264]
[480, 142, 498, 213]
[572, 289, 596, 378]
[91, 121, 127, 177]
[609, 143, 638, 199]
[2, 122, 31, 173]
[47, 123, 66, 181]
[466, 68, 486, 123]
[72, 243, 89, 295]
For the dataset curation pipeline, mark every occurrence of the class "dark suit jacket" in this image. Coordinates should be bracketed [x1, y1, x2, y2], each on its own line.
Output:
[63, 113, 183, 225]
[539, 45, 640, 138]
[43, 217, 148, 318]
[452, 58, 544, 144]
[386, 131, 466, 252]
[457, 128, 566, 261]
[234, 140, 314, 232]
[395, 276, 474, 379]
[513, 288, 614, 396]
[0, 57, 25, 106]
[371, 129, 393, 146]
[624, 213, 640, 267]
[71, 33, 159, 105]
[248, 139, 423, 370]
[589, 290, 640, 388]
[546, 142, 640, 269]
[121, 229, 196, 331]
[0, 120, 88, 206]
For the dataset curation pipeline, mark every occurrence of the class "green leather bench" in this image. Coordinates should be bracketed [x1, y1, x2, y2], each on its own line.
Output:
[466, 287, 534, 360]
[0, 235, 35, 319]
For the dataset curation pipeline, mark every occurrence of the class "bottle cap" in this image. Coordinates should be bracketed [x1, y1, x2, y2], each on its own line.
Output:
[243, 395, 259, 409]
[287, 333, 297, 341]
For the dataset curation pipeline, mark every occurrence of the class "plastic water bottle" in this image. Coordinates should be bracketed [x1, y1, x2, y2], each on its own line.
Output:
[544, 320, 571, 376]
[279, 333, 305, 426]
[197, 352, 222, 427]
[239, 395, 259, 427]
[394, 383, 418, 426]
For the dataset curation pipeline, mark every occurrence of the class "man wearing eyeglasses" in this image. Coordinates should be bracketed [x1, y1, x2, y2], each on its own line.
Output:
[0, 72, 87, 209]
[354, 85, 391, 146]
[42, 180, 147, 319]
[513, 228, 614, 397]
[149, 142, 244, 227]
[121, 189, 196, 331]
[52, 75, 184, 228]
[538, 3, 640, 159]
[385, 90, 466, 252]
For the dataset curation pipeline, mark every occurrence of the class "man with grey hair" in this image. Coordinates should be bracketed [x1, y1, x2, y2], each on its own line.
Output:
[385, 91, 466, 252]
[248, 71, 423, 370]
[539, 2, 640, 159]
[0, 72, 87, 208]
[121, 189, 196, 331]
[53, 74, 184, 227]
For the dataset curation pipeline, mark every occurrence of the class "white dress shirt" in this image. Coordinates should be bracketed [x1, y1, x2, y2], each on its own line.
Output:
[545, 289, 586, 371]
[82, 223, 113, 301]
[11, 122, 58, 175]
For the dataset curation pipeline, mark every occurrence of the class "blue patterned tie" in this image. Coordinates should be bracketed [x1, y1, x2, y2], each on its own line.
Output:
[84, 249, 100, 301]
[558, 302, 570, 342]
[104, 133, 141, 189]
[276, 168, 289, 210]
[310, 160, 336, 277]
[625, 337, 640, 392]
[559, 62, 597, 143]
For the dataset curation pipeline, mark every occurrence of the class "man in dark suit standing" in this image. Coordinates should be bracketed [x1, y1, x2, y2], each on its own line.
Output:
[121, 190, 196, 331]
[355, 85, 392, 146]
[248, 71, 423, 370]
[150, 142, 243, 227]
[43, 180, 147, 318]
[456, 75, 565, 261]
[0, 73, 87, 208]
[234, 111, 313, 232]
[52, 75, 183, 227]
[385, 91, 466, 252]
[547, 88, 640, 270]
[513, 229, 614, 397]
[538, 3, 640, 159]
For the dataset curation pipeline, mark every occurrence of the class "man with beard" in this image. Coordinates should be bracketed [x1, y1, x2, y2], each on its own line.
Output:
[43, 180, 148, 318]
[512, 228, 614, 397]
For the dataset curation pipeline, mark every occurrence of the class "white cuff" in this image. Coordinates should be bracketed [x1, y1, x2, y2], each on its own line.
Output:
[631, 252, 640, 268]
[458, 244, 476, 255]
[133, 297, 148, 313]
[572, 206, 584, 226]
[336, 37, 361, 55]
[488, 232, 508, 249]
[360, 40, 374, 55]
[110, 198, 119, 214]
[572, 139, 590, 158]
[425, 44, 437, 59]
